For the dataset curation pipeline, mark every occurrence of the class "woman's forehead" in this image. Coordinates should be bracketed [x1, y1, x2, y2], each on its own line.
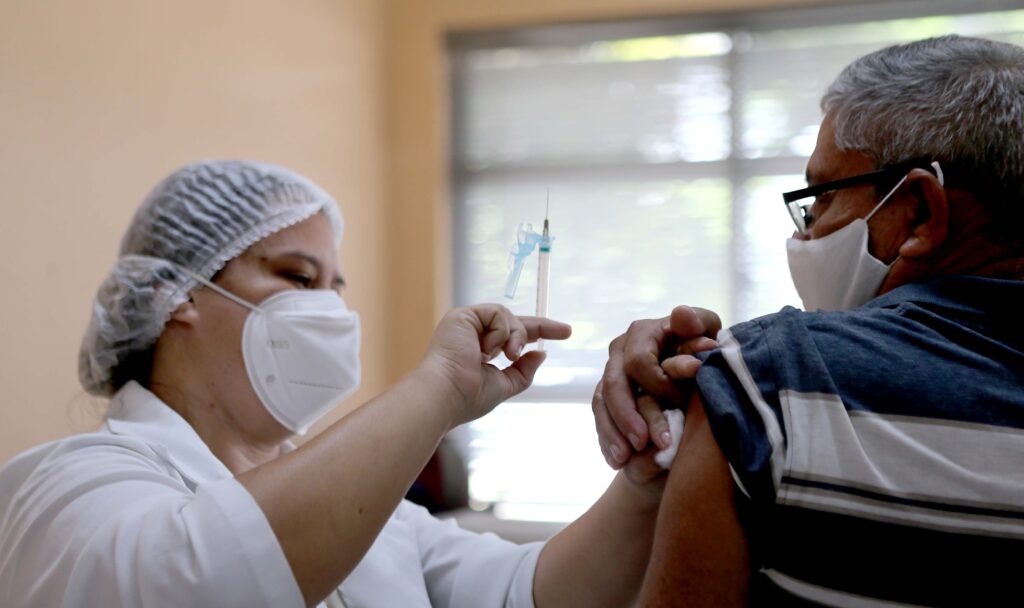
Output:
[252, 214, 337, 255]
[227, 215, 341, 283]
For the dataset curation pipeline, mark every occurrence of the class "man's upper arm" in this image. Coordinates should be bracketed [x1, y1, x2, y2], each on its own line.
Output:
[636, 392, 751, 607]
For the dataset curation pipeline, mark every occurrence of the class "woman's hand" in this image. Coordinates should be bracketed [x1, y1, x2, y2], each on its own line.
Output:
[421, 304, 572, 427]
[593, 305, 721, 469]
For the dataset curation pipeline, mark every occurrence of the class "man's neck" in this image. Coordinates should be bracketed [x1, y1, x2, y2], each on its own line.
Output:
[883, 214, 1024, 293]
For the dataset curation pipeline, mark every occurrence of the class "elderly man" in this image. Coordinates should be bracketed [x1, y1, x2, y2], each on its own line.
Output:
[595, 35, 1024, 606]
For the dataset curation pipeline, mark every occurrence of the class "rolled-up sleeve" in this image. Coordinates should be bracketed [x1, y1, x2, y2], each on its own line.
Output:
[402, 502, 543, 608]
[0, 441, 304, 608]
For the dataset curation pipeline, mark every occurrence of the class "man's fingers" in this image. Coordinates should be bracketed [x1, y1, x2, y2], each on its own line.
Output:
[662, 354, 703, 380]
[624, 350, 683, 404]
[637, 395, 672, 450]
[592, 381, 629, 469]
[675, 336, 718, 357]
[669, 305, 722, 340]
[602, 345, 649, 451]
[622, 318, 683, 405]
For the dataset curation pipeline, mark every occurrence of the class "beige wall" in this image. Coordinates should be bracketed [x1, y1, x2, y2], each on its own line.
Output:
[0, 0, 841, 464]
[0, 0, 386, 462]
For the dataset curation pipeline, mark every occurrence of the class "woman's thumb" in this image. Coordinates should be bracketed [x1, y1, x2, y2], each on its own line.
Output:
[500, 350, 547, 396]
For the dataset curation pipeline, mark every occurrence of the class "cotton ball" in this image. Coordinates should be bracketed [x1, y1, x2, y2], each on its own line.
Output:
[654, 409, 685, 469]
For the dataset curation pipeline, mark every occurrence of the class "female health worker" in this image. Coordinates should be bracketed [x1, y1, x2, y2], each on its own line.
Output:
[0, 160, 666, 608]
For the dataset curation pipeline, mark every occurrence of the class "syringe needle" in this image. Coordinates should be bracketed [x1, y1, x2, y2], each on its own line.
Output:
[536, 190, 552, 351]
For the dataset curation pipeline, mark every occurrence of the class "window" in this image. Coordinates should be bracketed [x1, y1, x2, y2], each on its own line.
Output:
[449, 0, 1024, 522]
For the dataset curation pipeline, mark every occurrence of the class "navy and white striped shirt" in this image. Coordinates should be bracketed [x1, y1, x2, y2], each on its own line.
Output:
[695, 276, 1024, 606]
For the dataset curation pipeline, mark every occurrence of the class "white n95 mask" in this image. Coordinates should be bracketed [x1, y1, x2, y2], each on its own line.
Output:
[190, 275, 361, 434]
[786, 161, 943, 311]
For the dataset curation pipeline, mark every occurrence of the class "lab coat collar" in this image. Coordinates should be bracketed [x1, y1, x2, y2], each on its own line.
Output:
[105, 381, 234, 487]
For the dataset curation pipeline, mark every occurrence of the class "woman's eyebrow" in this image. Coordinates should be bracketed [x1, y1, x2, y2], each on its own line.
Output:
[276, 251, 344, 287]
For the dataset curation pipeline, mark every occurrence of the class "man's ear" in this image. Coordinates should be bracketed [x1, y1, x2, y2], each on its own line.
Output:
[168, 294, 200, 328]
[899, 168, 949, 260]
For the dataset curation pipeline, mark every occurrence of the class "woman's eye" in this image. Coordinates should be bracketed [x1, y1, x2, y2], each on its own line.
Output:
[284, 273, 313, 287]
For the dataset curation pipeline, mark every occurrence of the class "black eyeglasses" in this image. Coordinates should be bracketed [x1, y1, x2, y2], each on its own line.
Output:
[782, 158, 937, 235]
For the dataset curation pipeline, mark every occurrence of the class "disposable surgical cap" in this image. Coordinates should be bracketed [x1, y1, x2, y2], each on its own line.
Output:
[79, 160, 344, 397]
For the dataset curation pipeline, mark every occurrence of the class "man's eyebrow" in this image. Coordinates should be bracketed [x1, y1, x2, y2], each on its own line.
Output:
[807, 166, 839, 188]
[805, 168, 820, 186]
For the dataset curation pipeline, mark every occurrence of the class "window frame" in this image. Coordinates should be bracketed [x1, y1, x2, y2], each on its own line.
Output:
[448, 0, 1022, 403]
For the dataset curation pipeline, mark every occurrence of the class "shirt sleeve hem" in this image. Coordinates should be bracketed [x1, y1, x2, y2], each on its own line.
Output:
[510, 541, 545, 608]
[198, 477, 306, 607]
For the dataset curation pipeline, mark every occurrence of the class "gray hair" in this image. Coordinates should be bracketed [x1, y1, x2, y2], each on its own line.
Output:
[822, 35, 1024, 240]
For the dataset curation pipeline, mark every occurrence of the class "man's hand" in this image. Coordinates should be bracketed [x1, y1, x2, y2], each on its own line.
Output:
[593, 306, 721, 469]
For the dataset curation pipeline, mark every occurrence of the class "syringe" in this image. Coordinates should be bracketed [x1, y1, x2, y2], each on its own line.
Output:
[535, 193, 552, 351]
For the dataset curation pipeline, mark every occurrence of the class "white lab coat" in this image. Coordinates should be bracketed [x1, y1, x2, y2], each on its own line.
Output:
[0, 382, 542, 608]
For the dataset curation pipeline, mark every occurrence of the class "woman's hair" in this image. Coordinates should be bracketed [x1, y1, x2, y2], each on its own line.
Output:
[109, 346, 156, 394]
[80, 160, 344, 397]
[822, 35, 1024, 242]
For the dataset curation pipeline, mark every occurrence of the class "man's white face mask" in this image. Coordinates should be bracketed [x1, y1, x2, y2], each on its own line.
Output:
[786, 161, 943, 311]
[189, 273, 362, 435]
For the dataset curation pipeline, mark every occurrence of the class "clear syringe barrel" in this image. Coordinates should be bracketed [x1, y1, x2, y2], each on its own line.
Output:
[535, 234, 552, 350]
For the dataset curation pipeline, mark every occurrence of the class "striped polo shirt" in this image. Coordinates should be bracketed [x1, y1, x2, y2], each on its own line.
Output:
[695, 275, 1024, 607]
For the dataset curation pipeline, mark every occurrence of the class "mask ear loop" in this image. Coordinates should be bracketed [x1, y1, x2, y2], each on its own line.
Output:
[865, 174, 910, 223]
[865, 161, 945, 223]
[863, 161, 944, 269]
[184, 269, 261, 313]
